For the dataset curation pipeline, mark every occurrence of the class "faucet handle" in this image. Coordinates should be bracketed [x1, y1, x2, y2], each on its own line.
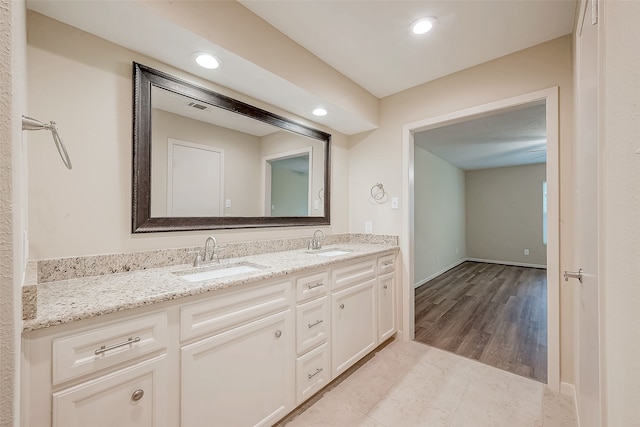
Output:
[188, 250, 203, 267]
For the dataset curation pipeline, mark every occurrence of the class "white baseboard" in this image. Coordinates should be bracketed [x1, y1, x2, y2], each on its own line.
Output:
[414, 258, 466, 288]
[560, 382, 580, 426]
[465, 257, 547, 270]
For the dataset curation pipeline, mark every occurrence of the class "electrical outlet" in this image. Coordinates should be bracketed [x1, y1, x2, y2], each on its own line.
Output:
[225, 199, 232, 208]
[524, 249, 530, 256]
[456, 248, 459, 254]
[313, 199, 319, 210]
[365, 221, 373, 234]
[391, 197, 399, 209]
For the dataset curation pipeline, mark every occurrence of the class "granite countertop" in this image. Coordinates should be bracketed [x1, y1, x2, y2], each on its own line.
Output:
[23, 243, 398, 332]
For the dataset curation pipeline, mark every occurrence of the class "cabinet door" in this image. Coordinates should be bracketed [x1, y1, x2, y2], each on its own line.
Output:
[331, 278, 377, 377]
[181, 310, 294, 427]
[378, 272, 396, 342]
[52, 355, 167, 427]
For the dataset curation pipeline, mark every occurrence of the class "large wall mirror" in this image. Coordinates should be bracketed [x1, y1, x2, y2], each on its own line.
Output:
[132, 63, 331, 233]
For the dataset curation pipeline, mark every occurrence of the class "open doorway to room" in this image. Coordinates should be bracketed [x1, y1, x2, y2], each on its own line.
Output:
[411, 101, 550, 383]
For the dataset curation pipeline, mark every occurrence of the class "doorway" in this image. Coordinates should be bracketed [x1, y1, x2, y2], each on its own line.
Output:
[262, 148, 313, 216]
[401, 87, 560, 391]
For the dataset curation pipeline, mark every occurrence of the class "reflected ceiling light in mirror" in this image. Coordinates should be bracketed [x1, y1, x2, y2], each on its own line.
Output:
[193, 52, 220, 69]
[313, 107, 328, 117]
[411, 17, 438, 35]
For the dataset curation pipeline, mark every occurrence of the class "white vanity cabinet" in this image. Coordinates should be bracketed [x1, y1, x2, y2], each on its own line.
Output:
[23, 312, 171, 427]
[331, 258, 378, 377]
[179, 279, 294, 427]
[21, 248, 398, 427]
[377, 254, 397, 342]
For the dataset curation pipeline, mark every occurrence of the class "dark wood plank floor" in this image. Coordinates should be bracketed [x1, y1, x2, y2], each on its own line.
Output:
[414, 261, 547, 383]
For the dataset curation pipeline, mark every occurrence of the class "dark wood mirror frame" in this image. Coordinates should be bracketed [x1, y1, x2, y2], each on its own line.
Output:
[132, 62, 331, 233]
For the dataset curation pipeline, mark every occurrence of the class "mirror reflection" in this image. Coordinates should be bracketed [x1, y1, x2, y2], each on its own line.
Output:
[150, 87, 326, 218]
[132, 63, 331, 233]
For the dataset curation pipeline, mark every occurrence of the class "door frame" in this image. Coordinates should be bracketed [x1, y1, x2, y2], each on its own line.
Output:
[261, 147, 313, 216]
[401, 87, 560, 392]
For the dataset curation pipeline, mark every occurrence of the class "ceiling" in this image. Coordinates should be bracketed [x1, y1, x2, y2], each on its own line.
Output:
[240, 0, 576, 98]
[414, 102, 547, 170]
[28, 0, 569, 168]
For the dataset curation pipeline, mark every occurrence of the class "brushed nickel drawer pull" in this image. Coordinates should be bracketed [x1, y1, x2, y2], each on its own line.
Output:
[94, 336, 141, 355]
[383, 261, 393, 266]
[308, 282, 323, 290]
[308, 319, 324, 329]
[383, 284, 388, 289]
[131, 389, 144, 402]
[275, 330, 282, 338]
[308, 368, 323, 379]
[339, 304, 345, 310]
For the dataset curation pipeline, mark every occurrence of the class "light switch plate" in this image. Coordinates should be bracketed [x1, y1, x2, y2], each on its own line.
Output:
[391, 197, 399, 209]
[365, 221, 373, 234]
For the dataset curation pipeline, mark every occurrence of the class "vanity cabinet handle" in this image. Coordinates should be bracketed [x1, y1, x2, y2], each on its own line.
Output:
[307, 368, 323, 379]
[383, 261, 393, 266]
[308, 282, 323, 290]
[308, 320, 324, 329]
[275, 330, 282, 338]
[131, 389, 144, 402]
[339, 304, 345, 310]
[383, 284, 388, 290]
[94, 336, 141, 355]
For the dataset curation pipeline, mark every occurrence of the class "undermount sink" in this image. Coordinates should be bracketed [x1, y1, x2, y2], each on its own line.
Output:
[174, 262, 267, 282]
[307, 248, 353, 257]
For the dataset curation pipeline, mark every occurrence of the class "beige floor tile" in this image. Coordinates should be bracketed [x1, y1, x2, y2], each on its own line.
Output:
[287, 340, 577, 427]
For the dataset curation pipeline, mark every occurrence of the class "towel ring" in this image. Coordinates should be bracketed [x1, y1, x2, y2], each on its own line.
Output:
[370, 183, 386, 203]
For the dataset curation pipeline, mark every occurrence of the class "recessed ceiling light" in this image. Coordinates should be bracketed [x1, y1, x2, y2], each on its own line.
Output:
[412, 17, 438, 35]
[193, 52, 219, 69]
[312, 108, 328, 117]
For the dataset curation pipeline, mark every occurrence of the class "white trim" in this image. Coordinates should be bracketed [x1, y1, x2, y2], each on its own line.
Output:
[402, 86, 561, 393]
[413, 258, 467, 289]
[465, 258, 547, 270]
[261, 147, 313, 216]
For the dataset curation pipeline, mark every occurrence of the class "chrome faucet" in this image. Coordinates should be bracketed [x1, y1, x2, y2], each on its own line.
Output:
[308, 229, 325, 250]
[203, 235, 219, 263]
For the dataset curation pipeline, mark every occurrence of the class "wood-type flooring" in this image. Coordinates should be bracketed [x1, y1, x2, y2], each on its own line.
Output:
[414, 261, 547, 383]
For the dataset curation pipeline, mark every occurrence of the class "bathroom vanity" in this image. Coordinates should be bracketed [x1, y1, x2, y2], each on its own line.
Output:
[21, 242, 398, 427]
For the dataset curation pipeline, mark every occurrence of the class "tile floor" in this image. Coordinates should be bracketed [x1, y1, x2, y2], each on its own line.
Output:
[285, 340, 577, 427]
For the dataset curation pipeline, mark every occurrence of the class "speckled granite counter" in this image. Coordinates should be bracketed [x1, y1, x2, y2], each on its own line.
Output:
[23, 243, 398, 332]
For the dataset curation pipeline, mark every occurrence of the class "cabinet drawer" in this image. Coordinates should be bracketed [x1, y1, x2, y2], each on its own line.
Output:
[331, 257, 377, 292]
[296, 296, 330, 355]
[181, 279, 291, 342]
[295, 271, 329, 303]
[378, 253, 396, 275]
[52, 355, 168, 427]
[52, 312, 168, 385]
[296, 343, 331, 406]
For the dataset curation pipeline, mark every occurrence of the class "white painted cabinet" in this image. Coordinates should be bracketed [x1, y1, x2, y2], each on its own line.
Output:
[52, 356, 168, 427]
[22, 249, 398, 427]
[331, 277, 377, 377]
[378, 272, 396, 342]
[181, 309, 294, 427]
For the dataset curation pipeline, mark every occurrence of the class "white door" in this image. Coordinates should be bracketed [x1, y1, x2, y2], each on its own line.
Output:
[573, 1, 601, 425]
[167, 139, 223, 217]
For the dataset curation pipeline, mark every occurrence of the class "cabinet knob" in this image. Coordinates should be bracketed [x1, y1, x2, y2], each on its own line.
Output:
[275, 330, 282, 338]
[339, 304, 345, 310]
[383, 284, 388, 289]
[131, 389, 144, 402]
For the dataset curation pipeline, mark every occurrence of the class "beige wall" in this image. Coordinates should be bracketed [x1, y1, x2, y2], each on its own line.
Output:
[466, 163, 547, 266]
[151, 109, 262, 217]
[349, 35, 575, 384]
[1, 0, 28, 424]
[601, 2, 640, 424]
[26, 12, 349, 260]
[414, 147, 466, 285]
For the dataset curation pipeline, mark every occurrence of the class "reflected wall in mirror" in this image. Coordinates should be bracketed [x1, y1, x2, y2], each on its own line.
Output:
[133, 63, 331, 233]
